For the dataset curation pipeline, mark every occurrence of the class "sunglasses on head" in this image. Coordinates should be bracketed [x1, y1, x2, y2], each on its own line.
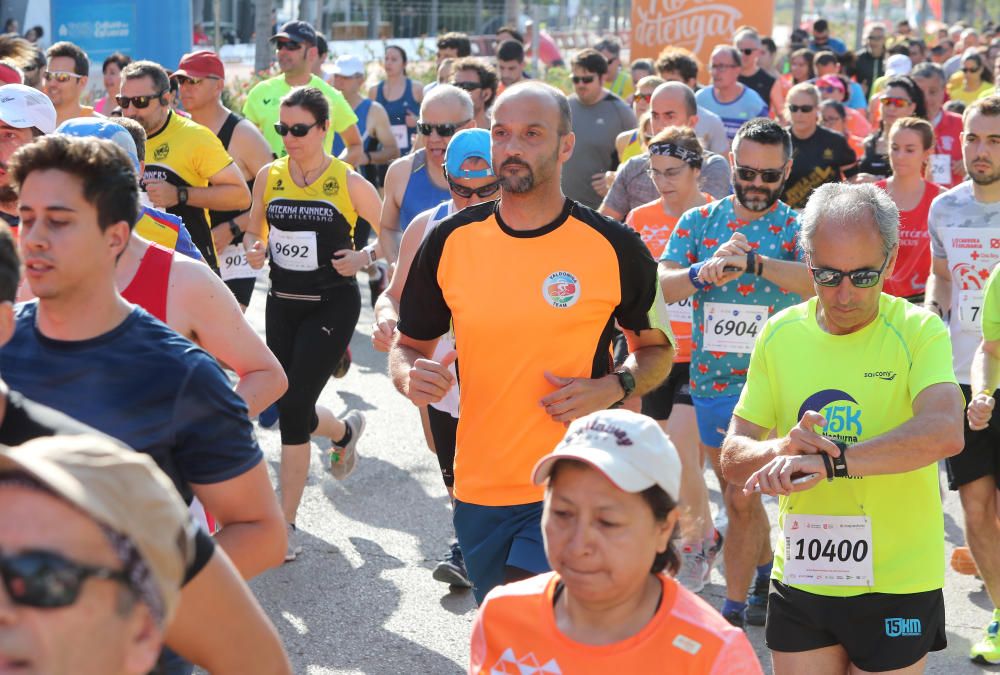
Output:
[633, 92, 652, 103]
[880, 96, 912, 108]
[115, 91, 167, 109]
[788, 104, 816, 113]
[809, 253, 889, 288]
[44, 71, 82, 83]
[274, 121, 319, 137]
[0, 549, 132, 609]
[571, 75, 595, 84]
[417, 121, 467, 137]
[453, 80, 483, 91]
[734, 164, 786, 183]
[445, 172, 502, 198]
[275, 40, 303, 51]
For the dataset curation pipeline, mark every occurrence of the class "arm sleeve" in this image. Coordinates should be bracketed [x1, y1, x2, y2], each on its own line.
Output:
[172, 357, 263, 485]
[908, 313, 960, 401]
[983, 266, 1000, 341]
[397, 223, 453, 340]
[661, 210, 698, 265]
[732, 318, 778, 430]
[699, 154, 733, 199]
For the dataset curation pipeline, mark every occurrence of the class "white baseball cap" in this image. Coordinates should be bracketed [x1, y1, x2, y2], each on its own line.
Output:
[532, 409, 681, 501]
[0, 83, 56, 134]
[885, 54, 913, 77]
[332, 55, 365, 78]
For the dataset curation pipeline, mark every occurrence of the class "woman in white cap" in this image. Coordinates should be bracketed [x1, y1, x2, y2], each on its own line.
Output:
[469, 409, 761, 674]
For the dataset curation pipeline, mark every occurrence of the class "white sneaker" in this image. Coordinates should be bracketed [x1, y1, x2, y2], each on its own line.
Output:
[677, 545, 709, 593]
[329, 411, 365, 480]
[284, 523, 303, 563]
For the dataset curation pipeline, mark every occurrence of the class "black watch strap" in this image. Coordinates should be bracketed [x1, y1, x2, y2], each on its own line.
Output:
[177, 186, 188, 205]
[614, 368, 636, 405]
[831, 440, 849, 478]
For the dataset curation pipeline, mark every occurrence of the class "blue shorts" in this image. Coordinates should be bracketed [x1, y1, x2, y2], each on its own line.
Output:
[691, 393, 741, 448]
[453, 500, 549, 604]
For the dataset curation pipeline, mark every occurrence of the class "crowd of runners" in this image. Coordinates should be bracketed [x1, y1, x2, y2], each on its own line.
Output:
[2, 12, 1000, 675]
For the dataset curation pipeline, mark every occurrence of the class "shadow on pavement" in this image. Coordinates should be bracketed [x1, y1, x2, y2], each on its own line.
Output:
[440, 586, 475, 615]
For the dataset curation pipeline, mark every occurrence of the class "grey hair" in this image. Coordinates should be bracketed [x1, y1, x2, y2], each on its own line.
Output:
[911, 61, 946, 85]
[652, 81, 697, 118]
[787, 81, 820, 106]
[711, 45, 742, 67]
[798, 183, 899, 257]
[421, 83, 474, 121]
[733, 28, 761, 46]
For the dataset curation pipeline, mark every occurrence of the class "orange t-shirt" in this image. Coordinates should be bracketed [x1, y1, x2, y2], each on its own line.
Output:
[398, 199, 668, 506]
[470, 572, 763, 675]
[626, 197, 708, 363]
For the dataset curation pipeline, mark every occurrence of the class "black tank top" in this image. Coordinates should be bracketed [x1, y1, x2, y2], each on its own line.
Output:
[209, 112, 255, 243]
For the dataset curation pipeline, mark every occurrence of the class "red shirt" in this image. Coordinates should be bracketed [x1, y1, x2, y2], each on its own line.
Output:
[933, 111, 964, 188]
[876, 179, 939, 298]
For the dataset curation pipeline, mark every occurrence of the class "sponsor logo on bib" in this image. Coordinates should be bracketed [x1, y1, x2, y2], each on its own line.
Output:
[153, 143, 169, 161]
[543, 271, 580, 308]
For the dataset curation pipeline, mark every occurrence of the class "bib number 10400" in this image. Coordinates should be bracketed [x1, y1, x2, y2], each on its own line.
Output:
[783, 514, 874, 586]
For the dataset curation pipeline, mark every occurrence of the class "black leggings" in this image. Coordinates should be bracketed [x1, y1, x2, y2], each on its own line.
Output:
[266, 285, 361, 445]
[426, 405, 457, 488]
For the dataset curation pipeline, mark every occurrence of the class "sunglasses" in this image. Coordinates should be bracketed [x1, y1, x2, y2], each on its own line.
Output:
[453, 81, 483, 91]
[44, 71, 82, 83]
[788, 104, 816, 113]
[809, 253, 889, 288]
[174, 75, 217, 86]
[416, 121, 468, 136]
[446, 174, 502, 198]
[115, 91, 167, 109]
[734, 164, 786, 183]
[880, 96, 912, 108]
[0, 549, 132, 609]
[633, 92, 652, 103]
[274, 121, 319, 137]
[571, 75, 595, 84]
[963, 66, 982, 73]
[741, 47, 756, 55]
[275, 40, 303, 51]
[818, 85, 840, 93]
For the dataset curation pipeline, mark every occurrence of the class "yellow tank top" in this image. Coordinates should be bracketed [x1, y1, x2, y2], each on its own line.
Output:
[619, 130, 643, 166]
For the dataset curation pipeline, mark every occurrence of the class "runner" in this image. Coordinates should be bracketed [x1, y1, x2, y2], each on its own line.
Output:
[0, 83, 55, 237]
[911, 62, 967, 188]
[370, 45, 422, 160]
[735, 27, 780, 116]
[450, 58, 497, 130]
[722, 182, 963, 673]
[624, 126, 717, 592]
[654, 47, 730, 154]
[595, 36, 634, 101]
[243, 20, 361, 164]
[373, 128, 501, 589]
[856, 77, 927, 181]
[377, 84, 472, 263]
[390, 82, 674, 603]
[613, 75, 663, 168]
[495, 40, 527, 93]
[695, 46, 768, 141]
[44, 41, 99, 125]
[926, 95, 1000, 664]
[95, 51, 130, 115]
[173, 50, 273, 309]
[120, 60, 251, 270]
[332, 54, 400, 182]
[244, 87, 381, 561]
[660, 118, 814, 628]
[470, 410, 761, 674]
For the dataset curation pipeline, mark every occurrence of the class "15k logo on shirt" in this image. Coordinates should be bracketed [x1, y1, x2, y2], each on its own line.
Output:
[543, 271, 580, 308]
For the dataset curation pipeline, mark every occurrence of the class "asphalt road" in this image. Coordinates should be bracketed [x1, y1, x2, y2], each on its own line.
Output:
[231, 271, 999, 674]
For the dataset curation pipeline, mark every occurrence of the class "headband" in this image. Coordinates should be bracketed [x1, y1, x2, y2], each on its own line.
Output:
[648, 142, 702, 168]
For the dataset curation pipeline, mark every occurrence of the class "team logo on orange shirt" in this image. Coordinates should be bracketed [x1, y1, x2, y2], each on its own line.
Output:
[543, 271, 580, 308]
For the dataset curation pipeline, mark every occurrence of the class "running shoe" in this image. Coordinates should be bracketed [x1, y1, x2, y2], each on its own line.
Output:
[745, 575, 769, 626]
[971, 614, 1000, 664]
[284, 522, 303, 563]
[258, 402, 279, 429]
[333, 347, 352, 379]
[705, 529, 724, 582]
[722, 607, 745, 629]
[329, 411, 365, 480]
[676, 545, 709, 593]
[432, 541, 473, 588]
[951, 546, 981, 576]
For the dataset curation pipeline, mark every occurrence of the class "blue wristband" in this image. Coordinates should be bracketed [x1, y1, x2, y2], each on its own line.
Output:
[689, 262, 708, 290]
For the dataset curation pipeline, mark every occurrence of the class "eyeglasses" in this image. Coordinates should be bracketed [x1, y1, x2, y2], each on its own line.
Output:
[0, 549, 132, 609]
[445, 174, 502, 198]
[880, 96, 913, 108]
[741, 48, 756, 55]
[821, 116, 843, 125]
[734, 164, 786, 183]
[963, 66, 982, 73]
[115, 91, 167, 109]
[274, 121, 319, 137]
[709, 63, 739, 71]
[809, 253, 890, 288]
[275, 40, 303, 51]
[174, 75, 218, 86]
[646, 166, 689, 181]
[818, 85, 839, 93]
[571, 75, 595, 84]
[788, 104, 816, 113]
[453, 80, 483, 91]
[44, 71, 82, 83]
[416, 120, 469, 136]
[633, 92, 652, 103]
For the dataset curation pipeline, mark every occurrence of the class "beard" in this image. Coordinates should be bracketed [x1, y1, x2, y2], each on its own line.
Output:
[734, 180, 784, 212]
[968, 161, 1000, 186]
[500, 157, 536, 193]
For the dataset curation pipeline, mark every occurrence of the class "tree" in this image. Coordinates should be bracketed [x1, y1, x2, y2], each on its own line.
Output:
[255, 0, 274, 74]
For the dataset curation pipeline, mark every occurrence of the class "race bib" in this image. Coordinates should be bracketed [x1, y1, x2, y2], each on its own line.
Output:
[667, 297, 693, 324]
[783, 514, 874, 587]
[390, 124, 410, 150]
[270, 229, 318, 271]
[219, 243, 259, 281]
[930, 154, 952, 185]
[702, 302, 767, 353]
[958, 289, 984, 333]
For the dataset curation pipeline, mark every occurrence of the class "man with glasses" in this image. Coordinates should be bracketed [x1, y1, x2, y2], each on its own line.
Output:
[855, 25, 887, 99]
[44, 41, 97, 125]
[660, 118, 814, 628]
[120, 60, 250, 271]
[735, 28, 777, 116]
[696, 46, 768, 141]
[563, 48, 636, 208]
[450, 58, 498, 130]
[926, 95, 1000, 665]
[655, 47, 731, 154]
[600, 81, 731, 222]
[721, 182, 961, 672]
[378, 84, 473, 263]
[595, 36, 633, 101]
[810, 19, 847, 55]
[243, 20, 361, 164]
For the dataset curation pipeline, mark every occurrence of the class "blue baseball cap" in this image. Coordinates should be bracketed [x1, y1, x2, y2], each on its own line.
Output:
[444, 128, 494, 179]
[56, 118, 140, 174]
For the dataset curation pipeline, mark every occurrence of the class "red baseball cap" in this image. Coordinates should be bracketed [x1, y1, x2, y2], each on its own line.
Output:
[173, 51, 224, 80]
[0, 63, 22, 85]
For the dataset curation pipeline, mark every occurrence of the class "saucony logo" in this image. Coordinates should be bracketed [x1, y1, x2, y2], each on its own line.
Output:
[864, 371, 896, 381]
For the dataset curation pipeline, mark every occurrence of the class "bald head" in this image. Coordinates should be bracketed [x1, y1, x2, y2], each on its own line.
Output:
[493, 81, 571, 135]
[649, 81, 698, 135]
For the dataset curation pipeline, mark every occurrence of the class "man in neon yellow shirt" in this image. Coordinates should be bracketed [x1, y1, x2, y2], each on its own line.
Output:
[243, 20, 362, 162]
[721, 182, 964, 673]
[595, 36, 633, 101]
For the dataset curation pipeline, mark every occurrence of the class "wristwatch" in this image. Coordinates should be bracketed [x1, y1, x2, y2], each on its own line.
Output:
[177, 186, 189, 206]
[830, 440, 850, 478]
[228, 219, 241, 239]
[612, 368, 636, 407]
[363, 245, 376, 266]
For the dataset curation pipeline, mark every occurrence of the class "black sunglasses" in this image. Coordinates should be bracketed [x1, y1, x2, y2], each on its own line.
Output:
[741, 47, 756, 55]
[734, 164, 786, 183]
[453, 81, 483, 91]
[274, 121, 319, 137]
[445, 173, 502, 198]
[115, 91, 167, 109]
[174, 75, 218, 86]
[417, 121, 467, 137]
[0, 549, 132, 609]
[275, 40, 303, 51]
[809, 253, 890, 288]
[571, 75, 595, 84]
[788, 104, 815, 113]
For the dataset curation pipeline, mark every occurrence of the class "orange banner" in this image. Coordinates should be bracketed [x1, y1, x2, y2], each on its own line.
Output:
[630, 0, 775, 80]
